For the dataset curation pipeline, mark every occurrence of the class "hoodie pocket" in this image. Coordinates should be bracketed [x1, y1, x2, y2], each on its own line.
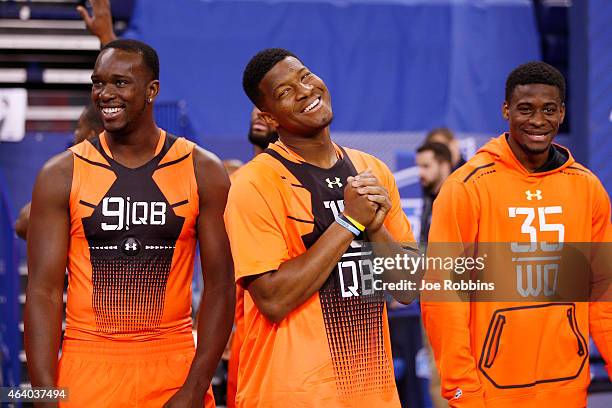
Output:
[478, 303, 588, 389]
[483, 314, 506, 369]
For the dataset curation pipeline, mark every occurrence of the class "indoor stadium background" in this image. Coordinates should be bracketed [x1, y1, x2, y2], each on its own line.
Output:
[0, 0, 610, 407]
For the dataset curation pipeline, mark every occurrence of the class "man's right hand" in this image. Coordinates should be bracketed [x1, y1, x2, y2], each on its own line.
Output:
[343, 174, 378, 227]
[76, 0, 117, 47]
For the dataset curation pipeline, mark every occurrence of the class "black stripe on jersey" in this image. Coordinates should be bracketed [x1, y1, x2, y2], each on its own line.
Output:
[74, 153, 113, 171]
[287, 215, 315, 224]
[275, 143, 295, 158]
[281, 175, 307, 188]
[157, 152, 192, 170]
[567, 166, 589, 173]
[171, 199, 189, 208]
[463, 163, 495, 182]
[79, 200, 96, 209]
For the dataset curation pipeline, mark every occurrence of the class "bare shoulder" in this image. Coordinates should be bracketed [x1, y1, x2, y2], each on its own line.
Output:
[40, 150, 73, 177]
[192, 145, 230, 198]
[34, 151, 73, 203]
[192, 145, 223, 169]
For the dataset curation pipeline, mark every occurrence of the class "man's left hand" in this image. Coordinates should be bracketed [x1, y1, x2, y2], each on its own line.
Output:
[349, 170, 391, 234]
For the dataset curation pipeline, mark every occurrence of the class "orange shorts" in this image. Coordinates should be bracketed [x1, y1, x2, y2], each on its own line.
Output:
[57, 333, 215, 407]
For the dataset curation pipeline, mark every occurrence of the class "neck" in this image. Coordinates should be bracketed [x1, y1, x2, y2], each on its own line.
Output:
[425, 181, 443, 197]
[451, 151, 461, 167]
[278, 127, 337, 168]
[253, 145, 265, 157]
[432, 180, 443, 195]
[105, 114, 160, 168]
[507, 135, 551, 172]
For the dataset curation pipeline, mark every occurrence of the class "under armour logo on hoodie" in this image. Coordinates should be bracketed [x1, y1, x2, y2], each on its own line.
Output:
[525, 190, 542, 200]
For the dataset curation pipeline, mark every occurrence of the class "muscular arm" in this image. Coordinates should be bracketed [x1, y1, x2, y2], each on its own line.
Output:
[245, 182, 375, 323]
[24, 151, 72, 389]
[179, 147, 235, 399]
[246, 222, 355, 323]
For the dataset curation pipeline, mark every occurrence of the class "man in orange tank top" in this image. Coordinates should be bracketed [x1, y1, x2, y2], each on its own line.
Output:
[25, 39, 234, 407]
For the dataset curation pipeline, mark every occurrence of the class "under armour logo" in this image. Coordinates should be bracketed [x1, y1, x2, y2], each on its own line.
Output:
[525, 190, 542, 200]
[121, 237, 141, 256]
[325, 177, 343, 188]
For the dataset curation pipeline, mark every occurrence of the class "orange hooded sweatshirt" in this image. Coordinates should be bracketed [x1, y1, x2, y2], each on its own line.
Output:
[421, 134, 612, 408]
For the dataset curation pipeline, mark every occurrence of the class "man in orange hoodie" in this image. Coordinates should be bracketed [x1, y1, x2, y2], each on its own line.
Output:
[421, 61, 611, 407]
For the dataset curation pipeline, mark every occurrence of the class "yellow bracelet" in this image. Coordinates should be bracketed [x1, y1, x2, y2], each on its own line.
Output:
[343, 214, 366, 232]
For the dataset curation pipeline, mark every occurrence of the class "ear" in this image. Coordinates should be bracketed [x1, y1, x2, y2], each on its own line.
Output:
[559, 102, 566, 124]
[258, 111, 279, 130]
[502, 101, 509, 121]
[146, 79, 160, 104]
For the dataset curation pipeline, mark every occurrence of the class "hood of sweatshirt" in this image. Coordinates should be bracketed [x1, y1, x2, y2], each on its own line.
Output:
[477, 133, 574, 177]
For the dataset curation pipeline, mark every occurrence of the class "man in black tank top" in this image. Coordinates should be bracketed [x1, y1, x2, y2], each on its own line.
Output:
[25, 39, 234, 407]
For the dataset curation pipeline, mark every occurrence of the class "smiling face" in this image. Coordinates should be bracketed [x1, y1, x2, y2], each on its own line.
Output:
[257, 57, 333, 137]
[503, 83, 565, 156]
[91, 48, 159, 134]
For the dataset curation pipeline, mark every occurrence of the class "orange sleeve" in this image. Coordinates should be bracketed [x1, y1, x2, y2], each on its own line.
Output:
[588, 176, 612, 379]
[224, 167, 289, 283]
[420, 179, 485, 407]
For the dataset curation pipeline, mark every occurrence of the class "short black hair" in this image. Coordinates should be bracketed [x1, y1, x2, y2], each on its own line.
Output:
[100, 39, 160, 81]
[416, 142, 452, 165]
[243, 48, 300, 107]
[505, 61, 565, 103]
[425, 127, 455, 144]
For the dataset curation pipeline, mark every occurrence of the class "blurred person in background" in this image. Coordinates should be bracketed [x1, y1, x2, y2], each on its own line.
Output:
[425, 127, 466, 171]
[416, 142, 452, 244]
[222, 107, 276, 178]
[390, 142, 451, 408]
[248, 106, 278, 155]
[76, 0, 117, 48]
[73, 103, 105, 145]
